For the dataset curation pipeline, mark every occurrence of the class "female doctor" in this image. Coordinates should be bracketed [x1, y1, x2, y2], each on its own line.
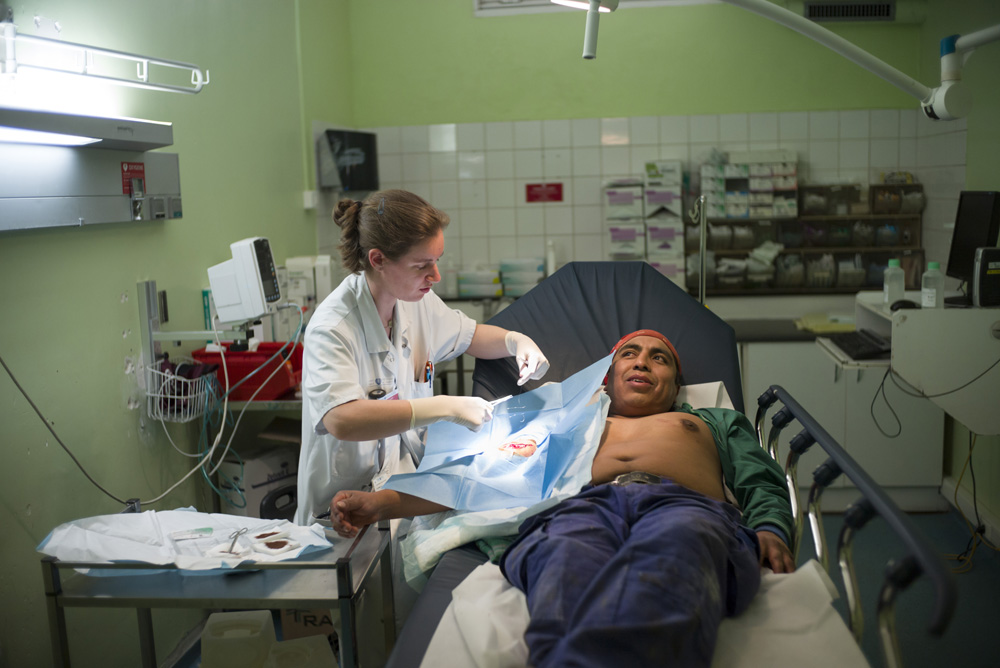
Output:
[295, 189, 550, 527]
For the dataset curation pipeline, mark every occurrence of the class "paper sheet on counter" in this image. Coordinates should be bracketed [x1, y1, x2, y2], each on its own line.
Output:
[37, 507, 332, 574]
[794, 312, 856, 334]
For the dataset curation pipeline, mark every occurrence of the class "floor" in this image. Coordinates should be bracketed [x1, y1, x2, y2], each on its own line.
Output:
[172, 507, 999, 668]
[805, 508, 1000, 668]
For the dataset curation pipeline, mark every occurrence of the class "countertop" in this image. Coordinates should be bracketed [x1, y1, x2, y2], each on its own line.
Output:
[727, 318, 818, 343]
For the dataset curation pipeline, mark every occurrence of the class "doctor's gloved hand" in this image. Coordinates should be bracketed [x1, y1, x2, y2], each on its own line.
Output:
[504, 331, 550, 386]
[410, 395, 493, 432]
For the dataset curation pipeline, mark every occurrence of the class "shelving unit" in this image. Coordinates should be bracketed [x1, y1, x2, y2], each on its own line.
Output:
[686, 182, 926, 296]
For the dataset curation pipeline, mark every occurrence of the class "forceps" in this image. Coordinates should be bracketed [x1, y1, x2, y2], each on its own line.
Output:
[227, 527, 248, 553]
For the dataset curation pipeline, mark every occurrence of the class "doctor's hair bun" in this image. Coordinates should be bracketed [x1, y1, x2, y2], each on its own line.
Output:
[335, 198, 366, 272]
[333, 198, 362, 229]
[337, 189, 451, 274]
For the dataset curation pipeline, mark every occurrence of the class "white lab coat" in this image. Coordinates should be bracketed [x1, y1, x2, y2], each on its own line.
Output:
[294, 271, 477, 525]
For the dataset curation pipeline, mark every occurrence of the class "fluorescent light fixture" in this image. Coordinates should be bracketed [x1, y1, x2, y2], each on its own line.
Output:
[0, 127, 100, 146]
[551, 0, 616, 12]
[0, 106, 173, 150]
[552, 0, 1000, 120]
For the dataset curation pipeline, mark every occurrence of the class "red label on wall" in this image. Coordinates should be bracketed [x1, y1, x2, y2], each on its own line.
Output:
[525, 183, 564, 203]
[121, 162, 145, 194]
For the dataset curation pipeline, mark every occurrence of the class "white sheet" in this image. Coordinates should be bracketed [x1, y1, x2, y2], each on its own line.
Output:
[420, 559, 871, 668]
[36, 508, 332, 572]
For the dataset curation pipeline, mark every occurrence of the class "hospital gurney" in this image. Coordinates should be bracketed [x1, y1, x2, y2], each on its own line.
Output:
[385, 261, 956, 668]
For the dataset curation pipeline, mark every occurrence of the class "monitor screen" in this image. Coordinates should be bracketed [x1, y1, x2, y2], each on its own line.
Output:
[317, 129, 379, 192]
[945, 191, 1000, 285]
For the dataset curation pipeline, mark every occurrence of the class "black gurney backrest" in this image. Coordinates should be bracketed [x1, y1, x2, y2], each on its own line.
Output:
[472, 261, 744, 415]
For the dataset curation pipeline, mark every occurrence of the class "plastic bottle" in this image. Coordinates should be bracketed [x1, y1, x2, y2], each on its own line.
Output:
[920, 261, 944, 308]
[882, 258, 905, 306]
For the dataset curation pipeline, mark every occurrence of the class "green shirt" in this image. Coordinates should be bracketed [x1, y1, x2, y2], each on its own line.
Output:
[679, 403, 794, 542]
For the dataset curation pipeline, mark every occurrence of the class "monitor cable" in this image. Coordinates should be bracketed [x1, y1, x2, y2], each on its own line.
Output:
[143, 304, 303, 507]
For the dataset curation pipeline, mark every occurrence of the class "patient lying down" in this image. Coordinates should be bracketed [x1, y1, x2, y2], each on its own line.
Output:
[332, 329, 795, 667]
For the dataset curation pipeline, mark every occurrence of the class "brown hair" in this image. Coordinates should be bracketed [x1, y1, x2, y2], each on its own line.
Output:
[334, 189, 450, 273]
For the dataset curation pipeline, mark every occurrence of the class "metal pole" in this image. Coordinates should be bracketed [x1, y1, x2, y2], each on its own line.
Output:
[690, 195, 708, 305]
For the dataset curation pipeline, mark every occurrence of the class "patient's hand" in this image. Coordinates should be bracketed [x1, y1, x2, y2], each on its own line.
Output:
[498, 437, 538, 457]
[330, 490, 381, 538]
[757, 530, 795, 573]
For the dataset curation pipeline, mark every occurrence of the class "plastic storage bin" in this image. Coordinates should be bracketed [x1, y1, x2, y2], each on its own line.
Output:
[201, 610, 276, 668]
[193, 342, 303, 401]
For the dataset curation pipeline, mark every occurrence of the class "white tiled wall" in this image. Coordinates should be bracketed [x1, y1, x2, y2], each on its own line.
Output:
[367, 109, 967, 282]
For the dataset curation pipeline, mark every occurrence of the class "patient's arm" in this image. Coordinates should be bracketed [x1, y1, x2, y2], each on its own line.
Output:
[330, 489, 451, 538]
[757, 530, 795, 573]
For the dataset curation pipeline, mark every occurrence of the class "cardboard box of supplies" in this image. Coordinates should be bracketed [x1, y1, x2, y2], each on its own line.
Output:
[280, 608, 338, 641]
[604, 186, 644, 219]
[644, 183, 683, 218]
[607, 223, 646, 259]
[217, 445, 297, 518]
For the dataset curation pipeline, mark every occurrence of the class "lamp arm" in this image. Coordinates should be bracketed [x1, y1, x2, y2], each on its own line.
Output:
[954, 23, 1000, 52]
[722, 0, 932, 103]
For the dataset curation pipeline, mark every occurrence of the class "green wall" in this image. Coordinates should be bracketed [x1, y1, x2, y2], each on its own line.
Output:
[346, 0, 919, 125]
[1, 1, 997, 665]
[0, 1, 349, 665]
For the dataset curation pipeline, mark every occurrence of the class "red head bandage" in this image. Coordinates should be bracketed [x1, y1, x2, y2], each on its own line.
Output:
[606, 329, 682, 379]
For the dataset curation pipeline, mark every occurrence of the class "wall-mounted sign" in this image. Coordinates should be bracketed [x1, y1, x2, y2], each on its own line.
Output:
[121, 162, 146, 194]
[525, 183, 564, 203]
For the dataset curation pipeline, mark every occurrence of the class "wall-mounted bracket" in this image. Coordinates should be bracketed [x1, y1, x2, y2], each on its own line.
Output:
[137, 280, 246, 370]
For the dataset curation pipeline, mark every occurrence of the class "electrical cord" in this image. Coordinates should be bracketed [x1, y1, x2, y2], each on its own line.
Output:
[867, 357, 1000, 438]
[138, 322, 234, 506]
[195, 305, 304, 509]
[159, 378, 221, 458]
[141, 304, 302, 506]
[0, 352, 129, 506]
[205, 317, 304, 478]
[870, 367, 902, 438]
[0, 303, 303, 511]
[944, 432, 999, 574]
[888, 356, 1000, 399]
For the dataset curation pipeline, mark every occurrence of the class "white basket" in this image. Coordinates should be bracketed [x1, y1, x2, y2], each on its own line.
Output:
[146, 357, 219, 423]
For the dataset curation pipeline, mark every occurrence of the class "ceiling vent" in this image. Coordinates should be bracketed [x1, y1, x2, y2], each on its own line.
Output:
[803, 1, 895, 22]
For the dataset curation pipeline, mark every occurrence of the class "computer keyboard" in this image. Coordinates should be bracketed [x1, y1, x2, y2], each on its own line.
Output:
[826, 329, 891, 360]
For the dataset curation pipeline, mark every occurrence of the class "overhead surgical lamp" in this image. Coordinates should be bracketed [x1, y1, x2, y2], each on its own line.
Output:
[553, 0, 1000, 121]
[551, 0, 619, 59]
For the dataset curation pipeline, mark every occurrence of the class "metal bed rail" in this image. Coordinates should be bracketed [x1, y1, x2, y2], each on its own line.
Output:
[753, 384, 956, 668]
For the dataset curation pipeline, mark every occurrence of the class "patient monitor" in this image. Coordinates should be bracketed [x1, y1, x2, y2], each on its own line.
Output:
[207, 237, 282, 324]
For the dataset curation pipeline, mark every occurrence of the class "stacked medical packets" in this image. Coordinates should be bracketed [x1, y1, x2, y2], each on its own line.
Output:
[604, 179, 646, 260]
[644, 161, 686, 289]
[500, 258, 544, 297]
[457, 269, 503, 298]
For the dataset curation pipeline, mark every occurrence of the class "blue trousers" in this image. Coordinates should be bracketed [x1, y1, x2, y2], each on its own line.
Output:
[499, 479, 761, 668]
